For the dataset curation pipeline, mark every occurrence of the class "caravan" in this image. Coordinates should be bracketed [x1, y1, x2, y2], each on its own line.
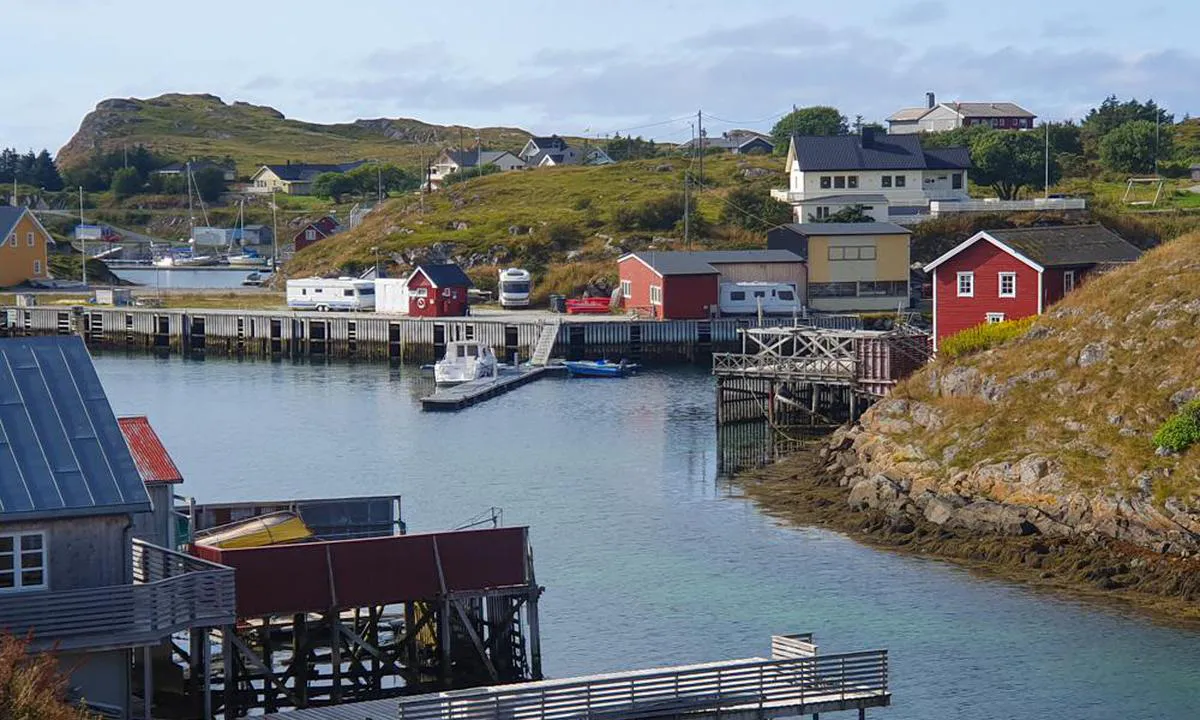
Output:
[718, 282, 802, 316]
[498, 268, 532, 308]
[286, 278, 377, 311]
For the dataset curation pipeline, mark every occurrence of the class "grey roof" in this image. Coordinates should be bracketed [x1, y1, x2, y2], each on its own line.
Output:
[261, 697, 395, 719]
[944, 102, 1035, 119]
[263, 161, 367, 182]
[415, 263, 473, 287]
[526, 136, 568, 152]
[779, 222, 912, 237]
[887, 107, 931, 122]
[802, 194, 889, 205]
[0, 336, 151, 522]
[791, 134, 970, 172]
[628, 250, 804, 276]
[446, 150, 521, 169]
[737, 136, 775, 150]
[0, 207, 28, 239]
[985, 225, 1140, 268]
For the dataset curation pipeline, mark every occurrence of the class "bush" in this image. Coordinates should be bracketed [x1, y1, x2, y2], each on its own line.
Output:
[938, 317, 1036, 360]
[1153, 400, 1200, 453]
[611, 193, 686, 231]
[544, 221, 583, 249]
[0, 632, 93, 719]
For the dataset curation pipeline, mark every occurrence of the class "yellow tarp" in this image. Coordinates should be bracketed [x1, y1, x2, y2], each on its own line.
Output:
[195, 511, 313, 549]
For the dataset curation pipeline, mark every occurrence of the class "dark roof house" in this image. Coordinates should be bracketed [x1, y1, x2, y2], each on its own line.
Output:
[621, 249, 804, 276]
[262, 161, 367, 182]
[789, 130, 970, 171]
[412, 263, 474, 287]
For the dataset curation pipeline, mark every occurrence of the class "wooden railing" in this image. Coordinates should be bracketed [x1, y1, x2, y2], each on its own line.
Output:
[712, 352, 857, 383]
[395, 652, 889, 720]
[0, 540, 234, 652]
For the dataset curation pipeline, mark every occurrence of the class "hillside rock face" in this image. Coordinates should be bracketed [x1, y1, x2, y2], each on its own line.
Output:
[822, 233, 1200, 556]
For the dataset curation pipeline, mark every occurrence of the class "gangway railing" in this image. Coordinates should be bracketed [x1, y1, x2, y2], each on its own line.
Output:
[395, 651, 889, 720]
[712, 352, 857, 383]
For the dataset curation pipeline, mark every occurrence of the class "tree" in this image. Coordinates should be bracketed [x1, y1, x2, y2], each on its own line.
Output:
[1099, 120, 1162, 174]
[31, 150, 64, 190]
[110, 167, 143, 198]
[968, 130, 1055, 199]
[0, 632, 93, 719]
[720, 184, 793, 231]
[191, 167, 226, 202]
[442, 163, 501, 186]
[1081, 96, 1172, 158]
[605, 134, 659, 162]
[810, 204, 874, 223]
[770, 106, 849, 150]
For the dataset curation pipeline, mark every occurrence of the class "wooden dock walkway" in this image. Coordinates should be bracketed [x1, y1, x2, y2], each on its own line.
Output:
[421, 365, 563, 411]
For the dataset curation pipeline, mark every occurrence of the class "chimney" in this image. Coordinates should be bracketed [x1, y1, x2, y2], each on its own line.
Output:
[861, 126, 876, 148]
[926, 92, 936, 109]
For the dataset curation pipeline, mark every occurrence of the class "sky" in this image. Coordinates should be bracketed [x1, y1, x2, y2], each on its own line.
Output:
[6, 0, 1200, 154]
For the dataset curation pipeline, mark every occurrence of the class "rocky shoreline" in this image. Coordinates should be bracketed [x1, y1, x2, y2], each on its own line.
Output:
[738, 428, 1200, 624]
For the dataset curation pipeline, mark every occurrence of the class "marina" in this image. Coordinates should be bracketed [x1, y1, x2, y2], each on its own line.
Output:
[421, 365, 563, 411]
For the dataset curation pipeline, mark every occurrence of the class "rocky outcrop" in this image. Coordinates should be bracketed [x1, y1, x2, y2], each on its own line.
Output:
[824, 409, 1200, 557]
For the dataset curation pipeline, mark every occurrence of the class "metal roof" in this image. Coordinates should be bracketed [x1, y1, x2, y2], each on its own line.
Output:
[887, 107, 932, 122]
[118, 416, 184, 484]
[260, 161, 367, 182]
[261, 698, 395, 719]
[625, 250, 804, 276]
[943, 102, 1035, 118]
[779, 222, 912, 237]
[411, 263, 473, 288]
[791, 134, 970, 172]
[0, 207, 28, 240]
[0, 337, 151, 522]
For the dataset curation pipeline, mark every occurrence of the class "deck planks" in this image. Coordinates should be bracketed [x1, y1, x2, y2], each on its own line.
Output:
[421, 365, 563, 411]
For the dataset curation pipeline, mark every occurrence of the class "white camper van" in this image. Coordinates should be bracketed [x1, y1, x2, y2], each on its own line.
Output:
[718, 282, 802, 316]
[286, 277, 377, 311]
[498, 268, 532, 308]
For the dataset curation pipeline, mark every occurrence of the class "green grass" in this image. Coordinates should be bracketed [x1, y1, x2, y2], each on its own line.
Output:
[938, 317, 1035, 359]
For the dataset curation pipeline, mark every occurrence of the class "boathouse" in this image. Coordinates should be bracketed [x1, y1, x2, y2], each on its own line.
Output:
[0, 336, 235, 718]
[923, 224, 1141, 348]
[407, 263, 473, 317]
[617, 250, 806, 319]
[120, 415, 186, 549]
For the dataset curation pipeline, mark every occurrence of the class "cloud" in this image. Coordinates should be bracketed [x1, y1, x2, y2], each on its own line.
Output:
[317, 15, 1200, 135]
[883, 0, 947, 27]
[1039, 17, 1097, 39]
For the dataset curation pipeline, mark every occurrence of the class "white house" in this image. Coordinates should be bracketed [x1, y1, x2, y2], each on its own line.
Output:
[519, 135, 615, 167]
[428, 149, 526, 188]
[888, 93, 1037, 134]
[771, 128, 971, 221]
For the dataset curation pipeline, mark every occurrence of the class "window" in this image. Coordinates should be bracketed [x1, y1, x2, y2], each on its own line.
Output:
[26, 232, 34, 247]
[829, 246, 875, 261]
[881, 176, 892, 188]
[301, 288, 307, 295]
[834, 176, 846, 189]
[777, 290, 794, 301]
[816, 206, 830, 219]
[828, 246, 845, 261]
[313, 288, 323, 294]
[7, 234, 14, 247]
[820, 176, 832, 189]
[0, 532, 46, 591]
[414, 287, 428, 298]
[344, 289, 355, 297]
[1063, 270, 1076, 293]
[358, 287, 374, 296]
[753, 291, 765, 298]
[729, 291, 746, 301]
[620, 279, 632, 298]
[952, 173, 963, 190]
[957, 271, 974, 297]
[847, 176, 859, 189]
[649, 285, 662, 305]
[895, 175, 906, 188]
[305, 229, 317, 241]
[33, 260, 41, 275]
[986, 312, 1006, 324]
[998, 272, 1016, 297]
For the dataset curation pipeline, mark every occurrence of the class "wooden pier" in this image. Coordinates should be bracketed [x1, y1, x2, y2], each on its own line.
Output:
[262, 633, 890, 720]
[714, 325, 931, 427]
[421, 365, 564, 411]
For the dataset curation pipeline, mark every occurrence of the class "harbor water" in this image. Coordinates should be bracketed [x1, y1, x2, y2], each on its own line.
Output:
[93, 354, 1200, 720]
[108, 266, 257, 289]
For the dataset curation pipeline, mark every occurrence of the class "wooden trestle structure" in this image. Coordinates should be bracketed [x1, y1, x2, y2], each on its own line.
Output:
[713, 325, 931, 428]
[185, 527, 543, 718]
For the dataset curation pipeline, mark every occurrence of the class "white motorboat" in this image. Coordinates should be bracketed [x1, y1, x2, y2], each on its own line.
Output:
[434, 341, 498, 384]
[228, 251, 270, 267]
[153, 253, 217, 268]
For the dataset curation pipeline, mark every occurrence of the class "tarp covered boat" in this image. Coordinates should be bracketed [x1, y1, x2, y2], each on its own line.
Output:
[193, 510, 313, 549]
[563, 359, 639, 378]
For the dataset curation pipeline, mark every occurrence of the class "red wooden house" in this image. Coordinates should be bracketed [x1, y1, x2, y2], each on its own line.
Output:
[406, 263, 473, 317]
[293, 216, 341, 252]
[924, 225, 1141, 349]
[617, 250, 806, 320]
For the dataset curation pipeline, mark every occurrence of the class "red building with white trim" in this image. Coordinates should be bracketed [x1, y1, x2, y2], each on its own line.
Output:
[617, 250, 805, 320]
[924, 225, 1141, 349]
[406, 263, 472, 317]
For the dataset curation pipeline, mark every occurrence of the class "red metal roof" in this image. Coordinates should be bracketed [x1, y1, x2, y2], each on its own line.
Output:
[192, 527, 530, 617]
[118, 416, 184, 484]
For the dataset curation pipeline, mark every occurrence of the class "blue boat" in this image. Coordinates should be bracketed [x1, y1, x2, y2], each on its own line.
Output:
[563, 359, 640, 378]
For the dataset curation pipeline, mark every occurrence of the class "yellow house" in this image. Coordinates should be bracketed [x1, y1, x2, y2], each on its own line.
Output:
[766, 221, 912, 312]
[0, 207, 53, 287]
[248, 161, 368, 195]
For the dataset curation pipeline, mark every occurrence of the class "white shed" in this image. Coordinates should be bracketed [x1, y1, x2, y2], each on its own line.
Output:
[374, 278, 411, 314]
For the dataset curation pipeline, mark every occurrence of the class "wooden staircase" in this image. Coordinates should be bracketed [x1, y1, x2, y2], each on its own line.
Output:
[530, 320, 560, 366]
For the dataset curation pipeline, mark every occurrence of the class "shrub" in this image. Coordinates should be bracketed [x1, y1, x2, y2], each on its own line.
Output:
[1153, 400, 1200, 453]
[611, 193, 686, 231]
[544, 221, 583, 250]
[0, 632, 93, 719]
[938, 317, 1036, 360]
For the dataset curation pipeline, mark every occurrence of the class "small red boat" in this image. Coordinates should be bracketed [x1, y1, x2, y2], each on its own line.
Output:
[565, 297, 612, 315]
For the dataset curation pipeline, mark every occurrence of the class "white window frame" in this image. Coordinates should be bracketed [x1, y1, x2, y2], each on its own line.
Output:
[33, 260, 41, 275]
[0, 531, 48, 592]
[620, 279, 632, 299]
[998, 272, 1016, 298]
[985, 312, 1006, 324]
[957, 271, 974, 297]
[26, 231, 35, 247]
[1063, 270, 1076, 293]
[305, 229, 317, 241]
[649, 284, 663, 306]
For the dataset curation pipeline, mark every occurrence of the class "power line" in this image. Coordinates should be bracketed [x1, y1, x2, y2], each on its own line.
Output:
[702, 108, 794, 127]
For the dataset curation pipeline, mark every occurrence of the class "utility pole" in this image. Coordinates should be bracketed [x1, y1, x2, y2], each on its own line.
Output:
[1044, 121, 1050, 199]
[1155, 111, 1161, 177]
[271, 188, 279, 268]
[377, 162, 383, 204]
[79, 186, 86, 286]
[683, 171, 690, 249]
[697, 109, 704, 187]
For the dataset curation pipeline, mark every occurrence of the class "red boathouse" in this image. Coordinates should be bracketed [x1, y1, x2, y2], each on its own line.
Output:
[406, 263, 473, 317]
[924, 225, 1141, 349]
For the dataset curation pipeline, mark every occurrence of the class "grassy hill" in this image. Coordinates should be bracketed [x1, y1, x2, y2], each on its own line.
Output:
[284, 154, 786, 300]
[56, 94, 538, 175]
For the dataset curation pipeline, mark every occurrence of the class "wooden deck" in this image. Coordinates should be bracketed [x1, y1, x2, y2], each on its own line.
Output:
[421, 365, 564, 411]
